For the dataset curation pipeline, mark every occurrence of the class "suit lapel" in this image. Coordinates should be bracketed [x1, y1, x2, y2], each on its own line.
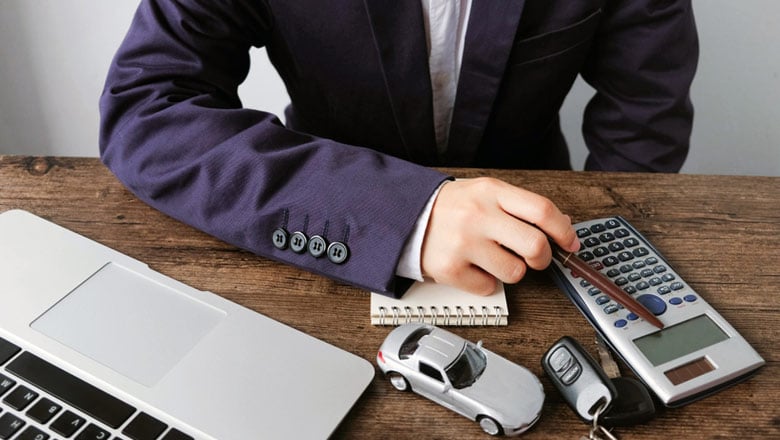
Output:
[444, 0, 527, 166]
[364, 0, 438, 165]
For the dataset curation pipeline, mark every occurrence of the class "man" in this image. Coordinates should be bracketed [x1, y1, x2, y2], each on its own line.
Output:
[99, 0, 697, 297]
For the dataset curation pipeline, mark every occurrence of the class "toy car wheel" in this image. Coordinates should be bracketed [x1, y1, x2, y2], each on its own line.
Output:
[478, 416, 503, 436]
[387, 372, 410, 391]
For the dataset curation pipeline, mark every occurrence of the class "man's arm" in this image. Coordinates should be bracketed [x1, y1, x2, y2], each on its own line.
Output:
[99, 0, 449, 296]
[581, 0, 698, 171]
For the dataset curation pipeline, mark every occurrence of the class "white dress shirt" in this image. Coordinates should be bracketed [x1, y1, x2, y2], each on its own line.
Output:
[396, 0, 472, 282]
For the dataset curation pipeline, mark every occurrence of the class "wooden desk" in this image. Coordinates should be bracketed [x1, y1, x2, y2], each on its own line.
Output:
[1, 156, 778, 439]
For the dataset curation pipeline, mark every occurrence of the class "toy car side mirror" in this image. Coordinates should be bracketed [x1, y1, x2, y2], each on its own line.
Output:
[476, 340, 484, 349]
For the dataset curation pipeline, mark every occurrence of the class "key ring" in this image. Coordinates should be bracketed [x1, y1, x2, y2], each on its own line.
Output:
[590, 401, 619, 440]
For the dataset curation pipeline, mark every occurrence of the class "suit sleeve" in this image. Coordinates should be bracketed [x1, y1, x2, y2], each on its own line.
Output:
[580, 0, 698, 172]
[98, 0, 449, 296]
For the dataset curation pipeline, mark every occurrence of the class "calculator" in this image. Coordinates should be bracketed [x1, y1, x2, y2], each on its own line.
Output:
[548, 216, 765, 407]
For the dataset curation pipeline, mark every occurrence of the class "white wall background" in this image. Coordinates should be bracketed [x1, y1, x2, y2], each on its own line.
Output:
[1, 0, 778, 176]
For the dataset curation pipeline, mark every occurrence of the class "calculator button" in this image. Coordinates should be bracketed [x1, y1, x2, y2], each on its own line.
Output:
[602, 256, 619, 267]
[576, 228, 592, 238]
[579, 279, 591, 288]
[670, 282, 684, 291]
[669, 297, 683, 305]
[657, 286, 672, 295]
[636, 281, 650, 290]
[623, 237, 639, 247]
[584, 237, 600, 247]
[640, 269, 654, 278]
[606, 269, 621, 278]
[595, 295, 610, 305]
[578, 251, 595, 261]
[588, 287, 602, 296]
[662, 273, 676, 282]
[645, 257, 659, 265]
[609, 242, 625, 252]
[633, 247, 650, 257]
[637, 294, 667, 316]
[626, 313, 639, 321]
[614, 319, 628, 328]
[617, 251, 634, 262]
[623, 286, 637, 295]
[590, 224, 606, 233]
[649, 277, 662, 286]
[594, 247, 609, 257]
[603, 304, 620, 314]
[598, 232, 615, 242]
[653, 265, 667, 274]
[684, 294, 698, 302]
[632, 261, 646, 269]
[615, 277, 628, 286]
[615, 228, 630, 238]
[628, 273, 641, 282]
[605, 219, 621, 229]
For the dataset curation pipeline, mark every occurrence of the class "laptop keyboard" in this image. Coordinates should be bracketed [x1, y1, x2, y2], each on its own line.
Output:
[0, 336, 193, 440]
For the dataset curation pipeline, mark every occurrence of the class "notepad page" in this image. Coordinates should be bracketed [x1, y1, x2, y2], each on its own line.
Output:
[370, 280, 508, 326]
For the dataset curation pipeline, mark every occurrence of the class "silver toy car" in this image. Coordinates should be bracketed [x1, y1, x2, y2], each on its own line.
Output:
[377, 323, 544, 436]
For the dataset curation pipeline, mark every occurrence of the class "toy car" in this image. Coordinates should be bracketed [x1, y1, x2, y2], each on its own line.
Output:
[377, 323, 544, 436]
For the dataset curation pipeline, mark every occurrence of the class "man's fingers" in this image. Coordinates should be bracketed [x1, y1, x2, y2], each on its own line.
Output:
[494, 183, 579, 252]
[431, 264, 498, 296]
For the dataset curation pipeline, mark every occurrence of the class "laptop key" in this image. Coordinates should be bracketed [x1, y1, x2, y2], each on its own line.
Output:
[0, 374, 15, 398]
[27, 397, 63, 424]
[15, 426, 50, 440]
[0, 412, 25, 439]
[6, 352, 135, 428]
[75, 423, 111, 440]
[122, 413, 167, 440]
[161, 428, 194, 440]
[3, 384, 39, 411]
[0, 338, 20, 366]
[50, 410, 86, 437]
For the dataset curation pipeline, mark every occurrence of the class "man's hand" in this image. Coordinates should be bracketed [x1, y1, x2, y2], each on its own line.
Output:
[420, 177, 580, 295]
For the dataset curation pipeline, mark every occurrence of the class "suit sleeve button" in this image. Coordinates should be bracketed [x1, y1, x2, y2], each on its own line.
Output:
[327, 242, 349, 264]
[308, 235, 327, 258]
[272, 228, 289, 250]
[290, 231, 308, 253]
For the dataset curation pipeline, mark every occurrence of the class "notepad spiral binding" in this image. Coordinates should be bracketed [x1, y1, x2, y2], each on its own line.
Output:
[376, 305, 506, 326]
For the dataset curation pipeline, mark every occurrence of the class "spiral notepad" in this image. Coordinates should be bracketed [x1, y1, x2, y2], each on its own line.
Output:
[370, 280, 508, 326]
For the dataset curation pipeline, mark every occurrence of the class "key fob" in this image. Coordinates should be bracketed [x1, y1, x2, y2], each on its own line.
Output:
[542, 336, 616, 422]
[602, 376, 656, 427]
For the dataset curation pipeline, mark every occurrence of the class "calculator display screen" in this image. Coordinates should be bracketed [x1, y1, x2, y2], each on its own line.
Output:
[633, 315, 729, 366]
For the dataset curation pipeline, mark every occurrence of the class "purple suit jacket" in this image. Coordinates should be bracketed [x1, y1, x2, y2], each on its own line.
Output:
[99, 0, 697, 296]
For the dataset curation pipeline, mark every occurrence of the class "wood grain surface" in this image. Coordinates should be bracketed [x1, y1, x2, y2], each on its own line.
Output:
[1, 156, 778, 439]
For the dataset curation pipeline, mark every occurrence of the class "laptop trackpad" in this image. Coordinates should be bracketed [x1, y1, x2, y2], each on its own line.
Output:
[31, 262, 226, 386]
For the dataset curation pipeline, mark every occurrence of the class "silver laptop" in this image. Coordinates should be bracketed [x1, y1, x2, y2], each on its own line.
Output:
[0, 209, 374, 439]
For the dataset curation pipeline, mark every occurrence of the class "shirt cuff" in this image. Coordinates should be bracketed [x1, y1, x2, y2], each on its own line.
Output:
[395, 182, 446, 281]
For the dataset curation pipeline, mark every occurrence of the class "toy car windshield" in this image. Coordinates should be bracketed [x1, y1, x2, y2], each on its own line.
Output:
[446, 344, 487, 389]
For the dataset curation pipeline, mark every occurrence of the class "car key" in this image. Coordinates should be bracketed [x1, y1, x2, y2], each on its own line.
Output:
[594, 337, 656, 427]
[542, 336, 616, 423]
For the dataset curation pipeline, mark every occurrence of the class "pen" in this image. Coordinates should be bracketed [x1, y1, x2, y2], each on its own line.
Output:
[549, 241, 665, 329]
